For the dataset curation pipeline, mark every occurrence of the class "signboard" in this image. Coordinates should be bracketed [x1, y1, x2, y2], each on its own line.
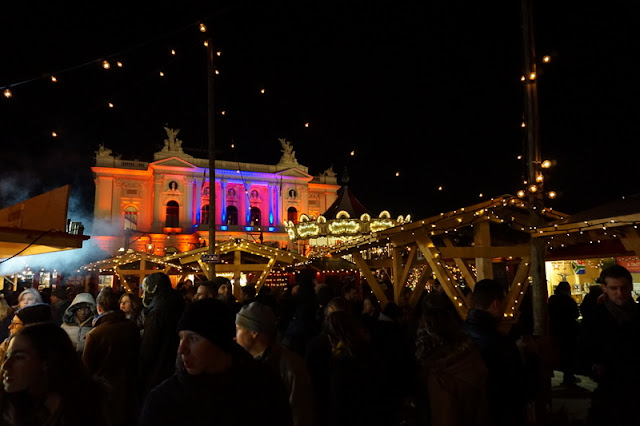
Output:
[201, 254, 220, 263]
[616, 257, 640, 273]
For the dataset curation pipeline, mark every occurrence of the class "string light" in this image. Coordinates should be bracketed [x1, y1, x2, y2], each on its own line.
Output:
[221, 110, 226, 115]
[171, 49, 176, 55]
[116, 61, 123, 68]
[159, 71, 165, 77]
[541, 159, 552, 168]
[4, 88, 12, 98]
[203, 41, 209, 47]
[108, 102, 114, 108]
[542, 55, 551, 63]
[479, 193, 483, 197]
[216, 51, 221, 56]
[102, 60, 111, 69]
[199, 23, 207, 32]
[521, 122, 526, 128]
[438, 186, 443, 191]
[517, 190, 525, 198]
[520, 76, 525, 81]
[529, 72, 536, 80]
[528, 185, 538, 193]
[350, 151, 355, 156]
[51, 76, 57, 82]
[395, 172, 400, 177]
[548, 191, 557, 199]
[260, 89, 266, 94]
[304, 122, 309, 127]
[517, 155, 522, 160]
[51, 131, 58, 137]
[214, 70, 220, 75]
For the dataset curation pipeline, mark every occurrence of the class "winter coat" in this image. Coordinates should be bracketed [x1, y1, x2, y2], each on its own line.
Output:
[60, 293, 97, 354]
[463, 309, 527, 426]
[139, 344, 292, 426]
[416, 338, 489, 426]
[82, 310, 141, 426]
[257, 343, 315, 426]
[138, 286, 184, 396]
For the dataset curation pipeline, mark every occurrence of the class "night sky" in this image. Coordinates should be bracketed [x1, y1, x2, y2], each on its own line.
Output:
[1, 1, 638, 228]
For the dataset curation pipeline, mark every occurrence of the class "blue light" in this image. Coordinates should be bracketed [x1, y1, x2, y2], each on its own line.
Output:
[268, 227, 275, 232]
[269, 212, 273, 224]
[220, 226, 228, 231]
[245, 226, 253, 231]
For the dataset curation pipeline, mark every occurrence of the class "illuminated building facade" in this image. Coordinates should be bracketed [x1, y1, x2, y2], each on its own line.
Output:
[91, 129, 340, 255]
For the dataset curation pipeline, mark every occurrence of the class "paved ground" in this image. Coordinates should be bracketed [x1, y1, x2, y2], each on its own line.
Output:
[549, 371, 596, 425]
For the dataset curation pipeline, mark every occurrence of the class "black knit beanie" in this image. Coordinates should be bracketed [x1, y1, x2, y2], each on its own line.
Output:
[177, 298, 236, 352]
[16, 303, 54, 325]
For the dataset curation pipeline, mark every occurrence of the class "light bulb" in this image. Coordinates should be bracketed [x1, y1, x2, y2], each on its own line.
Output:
[517, 190, 525, 198]
[231, 144, 235, 148]
[117, 61, 123, 68]
[521, 122, 526, 128]
[51, 76, 57, 82]
[159, 71, 165, 77]
[304, 122, 309, 127]
[221, 111, 226, 115]
[517, 155, 522, 160]
[548, 191, 557, 199]
[536, 174, 544, 182]
[102, 60, 111, 69]
[203, 41, 209, 47]
[350, 151, 355, 156]
[215, 70, 219, 75]
[199, 23, 207, 32]
[541, 159, 552, 168]
[542, 55, 551, 63]
[438, 186, 443, 191]
[395, 172, 400, 177]
[51, 132, 57, 137]
[108, 102, 114, 108]
[529, 72, 536, 80]
[3, 88, 12, 98]
[171, 49, 176, 55]
[260, 89, 266, 94]
[529, 184, 538, 193]
[479, 193, 483, 197]
[520, 76, 525, 81]
[216, 51, 221, 56]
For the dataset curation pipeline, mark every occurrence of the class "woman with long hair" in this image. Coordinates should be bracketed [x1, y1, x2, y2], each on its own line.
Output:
[0, 322, 110, 425]
[119, 292, 144, 330]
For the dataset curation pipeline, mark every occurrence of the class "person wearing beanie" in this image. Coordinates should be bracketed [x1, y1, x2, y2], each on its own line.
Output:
[0, 303, 54, 361]
[50, 287, 71, 326]
[236, 302, 316, 426]
[139, 299, 292, 426]
[138, 272, 184, 397]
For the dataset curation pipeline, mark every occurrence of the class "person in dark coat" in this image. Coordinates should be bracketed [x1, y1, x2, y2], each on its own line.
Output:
[584, 265, 640, 426]
[462, 279, 528, 426]
[139, 298, 292, 426]
[138, 272, 184, 397]
[83, 287, 141, 426]
[548, 281, 580, 385]
[283, 272, 319, 357]
[50, 287, 71, 326]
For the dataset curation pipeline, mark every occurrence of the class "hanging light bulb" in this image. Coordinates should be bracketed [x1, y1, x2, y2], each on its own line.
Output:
[536, 174, 544, 183]
[304, 122, 309, 127]
[517, 155, 522, 160]
[542, 55, 551, 63]
[548, 191, 557, 199]
[4, 88, 13, 98]
[117, 61, 123, 68]
[541, 159, 552, 168]
[102, 60, 111, 69]
[159, 71, 165, 77]
[203, 41, 209, 47]
[529, 72, 537, 80]
[260, 89, 266, 94]
[350, 151, 355, 156]
[520, 75, 525, 81]
[221, 110, 226, 115]
[51, 76, 57, 82]
[216, 51, 221, 56]
[51, 131, 58, 137]
[108, 102, 114, 108]
[395, 172, 400, 177]
[199, 23, 207, 32]
[529, 184, 538, 193]
[171, 49, 176, 55]
[517, 190, 526, 198]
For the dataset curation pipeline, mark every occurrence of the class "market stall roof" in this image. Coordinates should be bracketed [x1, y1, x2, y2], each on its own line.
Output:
[322, 186, 370, 219]
[81, 250, 187, 274]
[308, 257, 358, 272]
[0, 186, 89, 258]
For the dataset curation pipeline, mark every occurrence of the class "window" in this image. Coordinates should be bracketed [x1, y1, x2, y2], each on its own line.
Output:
[250, 189, 259, 199]
[288, 189, 297, 199]
[124, 206, 138, 230]
[226, 206, 238, 225]
[201, 204, 210, 225]
[165, 201, 179, 228]
[287, 206, 298, 224]
[227, 188, 236, 198]
[250, 207, 261, 226]
[168, 181, 178, 191]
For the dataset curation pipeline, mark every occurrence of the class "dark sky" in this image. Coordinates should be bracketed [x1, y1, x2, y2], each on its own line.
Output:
[1, 1, 638, 227]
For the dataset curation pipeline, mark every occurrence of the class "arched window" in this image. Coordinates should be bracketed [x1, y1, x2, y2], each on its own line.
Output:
[287, 206, 298, 224]
[165, 201, 179, 228]
[124, 206, 138, 230]
[250, 189, 259, 199]
[201, 204, 210, 225]
[227, 188, 236, 198]
[226, 206, 238, 225]
[250, 207, 261, 226]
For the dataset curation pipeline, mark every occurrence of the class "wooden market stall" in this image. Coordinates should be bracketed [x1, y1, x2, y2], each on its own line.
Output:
[164, 238, 309, 298]
[325, 194, 568, 320]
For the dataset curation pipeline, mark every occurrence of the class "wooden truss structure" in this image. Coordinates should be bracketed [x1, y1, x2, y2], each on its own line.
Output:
[326, 195, 567, 320]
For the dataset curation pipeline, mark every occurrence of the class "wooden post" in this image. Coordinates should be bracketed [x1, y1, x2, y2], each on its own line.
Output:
[256, 258, 276, 291]
[233, 250, 242, 298]
[392, 247, 403, 303]
[352, 252, 389, 309]
[474, 220, 493, 280]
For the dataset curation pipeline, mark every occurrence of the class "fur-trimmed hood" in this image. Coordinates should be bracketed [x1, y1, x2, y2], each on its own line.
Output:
[62, 293, 97, 324]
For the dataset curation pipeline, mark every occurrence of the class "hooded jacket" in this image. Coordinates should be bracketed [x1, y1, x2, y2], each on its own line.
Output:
[60, 293, 97, 353]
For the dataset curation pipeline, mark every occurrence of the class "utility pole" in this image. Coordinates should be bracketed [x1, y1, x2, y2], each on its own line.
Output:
[207, 39, 216, 279]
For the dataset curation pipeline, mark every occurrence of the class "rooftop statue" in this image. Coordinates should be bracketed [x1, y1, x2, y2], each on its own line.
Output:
[96, 144, 113, 158]
[322, 165, 336, 177]
[278, 138, 298, 164]
[163, 127, 183, 152]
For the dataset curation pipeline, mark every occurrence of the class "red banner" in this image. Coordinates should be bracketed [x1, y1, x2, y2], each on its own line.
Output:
[616, 257, 640, 273]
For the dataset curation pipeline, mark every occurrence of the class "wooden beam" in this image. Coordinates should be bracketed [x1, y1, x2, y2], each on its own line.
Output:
[443, 238, 477, 290]
[233, 250, 242, 296]
[436, 245, 531, 259]
[366, 258, 393, 268]
[392, 247, 403, 303]
[409, 266, 432, 308]
[533, 213, 640, 237]
[504, 257, 530, 318]
[474, 219, 493, 280]
[397, 247, 417, 303]
[256, 258, 276, 292]
[352, 251, 389, 309]
[415, 236, 468, 319]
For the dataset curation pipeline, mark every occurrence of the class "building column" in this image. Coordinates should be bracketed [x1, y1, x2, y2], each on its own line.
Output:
[152, 175, 163, 232]
[220, 180, 228, 224]
[268, 183, 276, 226]
[244, 181, 252, 225]
[184, 177, 194, 232]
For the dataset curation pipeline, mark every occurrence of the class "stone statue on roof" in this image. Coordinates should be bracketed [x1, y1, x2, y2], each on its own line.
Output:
[322, 165, 336, 177]
[163, 127, 183, 152]
[278, 138, 298, 165]
[96, 144, 113, 158]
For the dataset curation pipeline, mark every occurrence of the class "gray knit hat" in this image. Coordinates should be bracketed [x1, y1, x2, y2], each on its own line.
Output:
[235, 301, 277, 337]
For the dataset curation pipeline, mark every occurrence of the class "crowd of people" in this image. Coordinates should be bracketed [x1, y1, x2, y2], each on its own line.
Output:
[0, 264, 638, 426]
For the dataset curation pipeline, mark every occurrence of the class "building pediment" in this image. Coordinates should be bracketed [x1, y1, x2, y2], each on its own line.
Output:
[151, 157, 198, 169]
[276, 168, 313, 180]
